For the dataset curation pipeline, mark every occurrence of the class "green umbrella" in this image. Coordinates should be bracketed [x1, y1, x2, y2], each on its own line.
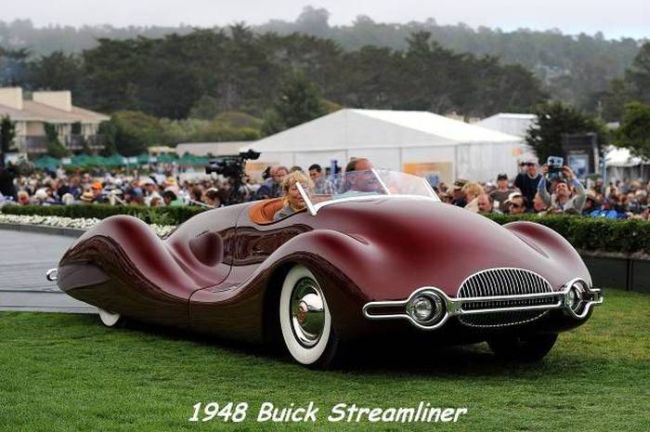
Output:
[157, 153, 178, 163]
[104, 154, 127, 167]
[70, 154, 91, 167]
[33, 156, 60, 170]
[137, 153, 151, 164]
[178, 153, 199, 166]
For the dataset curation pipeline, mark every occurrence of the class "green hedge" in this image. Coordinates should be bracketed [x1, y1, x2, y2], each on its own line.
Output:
[485, 213, 650, 255]
[1, 204, 207, 225]
[3, 205, 650, 255]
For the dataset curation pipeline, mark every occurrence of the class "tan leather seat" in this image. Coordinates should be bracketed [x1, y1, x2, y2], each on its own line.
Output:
[249, 198, 285, 225]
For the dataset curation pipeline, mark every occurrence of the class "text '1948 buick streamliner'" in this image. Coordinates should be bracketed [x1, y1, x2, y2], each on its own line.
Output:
[49, 169, 603, 368]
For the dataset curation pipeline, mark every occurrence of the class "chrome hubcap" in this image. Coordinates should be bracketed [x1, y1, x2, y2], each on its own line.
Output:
[290, 277, 325, 347]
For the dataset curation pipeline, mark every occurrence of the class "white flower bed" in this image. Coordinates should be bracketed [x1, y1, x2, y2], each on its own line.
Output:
[0, 214, 176, 237]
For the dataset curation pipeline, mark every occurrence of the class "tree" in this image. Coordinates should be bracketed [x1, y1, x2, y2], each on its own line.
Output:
[261, 73, 327, 135]
[28, 51, 83, 93]
[0, 116, 16, 167]
[188, 95, 221, 120]
[615, 102, 650, 159]
[110, 111, 164, 156]
[526, 102, 606, 162]
[295, 6, 331, 38]
[0, 48, 30, 86]
[44, 123, 70, 158]
[626, 42, 650, 103]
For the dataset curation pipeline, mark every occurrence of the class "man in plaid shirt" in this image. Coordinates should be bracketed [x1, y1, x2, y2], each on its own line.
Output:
[308, 164, 336, 195]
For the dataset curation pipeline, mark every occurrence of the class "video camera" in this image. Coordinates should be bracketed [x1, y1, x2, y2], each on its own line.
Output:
[546, 156, 564, 182]
[205, 149, 260, 177]
[205, 149, 260, 205]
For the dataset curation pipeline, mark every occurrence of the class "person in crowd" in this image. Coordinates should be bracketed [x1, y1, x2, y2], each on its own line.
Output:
[273, 171, 314, 221]
[490, 173, 516, 213]
[162, 190, 183, 207]
[462, 182, 484, 213]
[90, 181, 104, 201]
[438, 191, 453, 204]
[203, 188, 223, 208]
[16, 190, 31, 205]
[451, 179, 468, 207]
[506, 192, 527, 215]
[582, 190, 601, 216]
[79, 190, 95, 205]
[149, 196, 163, 207]
[477, 193, 499, 215]
[514, 160, 542, 211]
[68, 175, 82, 198]
[61, 193, 75, 206]
[256, 166, 289, 200]
[532, 192, 549, 216]
[308, 164, 336, 195]
[537, 165, 586, 214]
[0, 163, 17, 199]
[290, 165, 304, 173]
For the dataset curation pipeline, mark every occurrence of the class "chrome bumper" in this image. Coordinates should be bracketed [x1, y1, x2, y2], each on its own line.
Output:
[363, 279, 603, 330]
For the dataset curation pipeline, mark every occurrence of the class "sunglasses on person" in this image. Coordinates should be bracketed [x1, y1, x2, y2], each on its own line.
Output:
[510, 203, 523, 208]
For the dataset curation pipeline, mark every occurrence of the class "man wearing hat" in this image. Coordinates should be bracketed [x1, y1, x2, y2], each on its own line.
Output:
[451, 179, 468, 207]
[505, 192, 527, 215]
[490, 173, 517, 213]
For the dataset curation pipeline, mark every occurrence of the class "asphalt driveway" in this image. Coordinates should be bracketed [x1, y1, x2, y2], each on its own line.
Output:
[0, 228, 95, 313]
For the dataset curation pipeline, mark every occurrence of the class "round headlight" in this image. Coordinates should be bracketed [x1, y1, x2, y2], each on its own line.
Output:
[412, 297, 434, 321]
[407, 292, 445, 326]
[567, 288, 577, 307]
[565, 281, 587, 315]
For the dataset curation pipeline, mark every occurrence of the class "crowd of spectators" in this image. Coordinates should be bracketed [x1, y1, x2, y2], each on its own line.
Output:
[1, 159, 649, 221]
[434, 160, 650, 220]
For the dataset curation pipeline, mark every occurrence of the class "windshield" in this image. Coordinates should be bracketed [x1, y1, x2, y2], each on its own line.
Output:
[297, 169, 439, 214]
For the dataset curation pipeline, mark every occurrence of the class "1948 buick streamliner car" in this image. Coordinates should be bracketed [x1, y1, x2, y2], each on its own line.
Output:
[49, 170, 603, 367]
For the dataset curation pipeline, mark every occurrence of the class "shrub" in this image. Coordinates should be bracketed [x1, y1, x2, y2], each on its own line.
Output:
[1, 204, 206, 224]
[3, 205, 650, 255]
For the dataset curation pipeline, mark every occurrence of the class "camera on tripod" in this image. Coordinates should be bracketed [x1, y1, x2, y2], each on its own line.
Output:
[205, 149, 260, 204]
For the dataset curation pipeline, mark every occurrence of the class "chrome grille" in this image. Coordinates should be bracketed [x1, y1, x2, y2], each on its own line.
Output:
[457, 268, 555, 328]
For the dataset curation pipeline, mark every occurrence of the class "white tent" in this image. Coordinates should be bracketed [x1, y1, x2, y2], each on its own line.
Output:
[605, 146, 649, 182]
[475, 113, 537, 138]
[243, 109, 527, 183]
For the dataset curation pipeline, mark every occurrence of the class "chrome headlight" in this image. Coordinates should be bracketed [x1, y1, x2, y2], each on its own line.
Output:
[406, 292, 445, 326]
[564, 279, 588, 316]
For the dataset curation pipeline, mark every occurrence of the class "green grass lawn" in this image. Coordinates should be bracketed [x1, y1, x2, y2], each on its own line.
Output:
[1, 289, 649, 432]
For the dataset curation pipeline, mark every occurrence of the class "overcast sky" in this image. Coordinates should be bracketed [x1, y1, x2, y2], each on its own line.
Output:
[3, 0, 649, 39]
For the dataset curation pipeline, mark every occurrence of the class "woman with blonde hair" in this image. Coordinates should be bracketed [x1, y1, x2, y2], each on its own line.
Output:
[273, 171, 314, 221]
[462, 182, 485, 213]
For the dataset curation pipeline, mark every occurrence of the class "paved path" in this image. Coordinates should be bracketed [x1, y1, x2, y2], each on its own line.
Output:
[0, 229, 95, 313]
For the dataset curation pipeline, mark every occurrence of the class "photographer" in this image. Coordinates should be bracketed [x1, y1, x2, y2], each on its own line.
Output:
[537, 164, 586, 214]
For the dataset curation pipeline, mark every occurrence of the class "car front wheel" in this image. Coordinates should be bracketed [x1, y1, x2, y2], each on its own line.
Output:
[279, 265, 339, 367]
[488, 333, 558, 362]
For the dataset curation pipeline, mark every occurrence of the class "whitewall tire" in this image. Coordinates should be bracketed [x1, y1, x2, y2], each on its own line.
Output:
[279, 265, 334, 366]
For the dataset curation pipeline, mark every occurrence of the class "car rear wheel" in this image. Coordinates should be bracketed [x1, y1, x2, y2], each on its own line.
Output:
[279, 265, 339, 367]
[98, 308, 123, 328]
[488, 333, 558, 362]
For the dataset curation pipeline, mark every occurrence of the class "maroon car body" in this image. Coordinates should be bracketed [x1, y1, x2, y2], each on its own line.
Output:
[55, 173, 602, 367]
